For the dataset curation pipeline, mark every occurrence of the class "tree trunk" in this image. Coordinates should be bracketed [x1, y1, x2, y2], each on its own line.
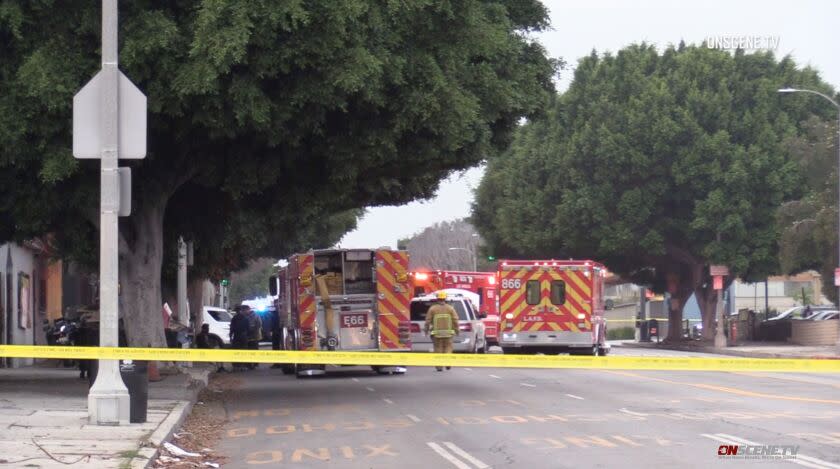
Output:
[665, 262, 704, 342]
[188, 277, 211, 333]
[696, 283, 718, 341]
[118, 202, 167, 348]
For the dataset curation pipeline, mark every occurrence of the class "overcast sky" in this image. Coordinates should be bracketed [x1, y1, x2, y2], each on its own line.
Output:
[338, 0, 839, 249]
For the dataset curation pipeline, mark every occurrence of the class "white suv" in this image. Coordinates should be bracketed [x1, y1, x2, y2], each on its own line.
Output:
[202, 306, 232, 347]
[409, 289, 487, 353]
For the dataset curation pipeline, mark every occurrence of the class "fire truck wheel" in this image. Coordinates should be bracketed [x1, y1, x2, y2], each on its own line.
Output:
[281, 364, 295, 375]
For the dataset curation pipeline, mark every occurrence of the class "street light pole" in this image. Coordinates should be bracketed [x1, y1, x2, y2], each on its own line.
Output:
[87, 0, 130, 425]
[779, 88, 840, 351]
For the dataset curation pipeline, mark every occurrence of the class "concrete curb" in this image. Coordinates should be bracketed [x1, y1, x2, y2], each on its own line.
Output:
[128, 368, 210, 469]
[618, 341, 838, 360]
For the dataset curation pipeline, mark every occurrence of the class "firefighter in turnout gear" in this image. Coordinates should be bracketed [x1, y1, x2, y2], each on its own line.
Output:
[425, 291, 459, 371]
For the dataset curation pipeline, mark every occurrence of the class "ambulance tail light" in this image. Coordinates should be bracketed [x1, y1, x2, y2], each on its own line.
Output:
[577, 313, 586, 320]
[488, 276, 496, 285]
[459, 323, 472, 332]
[415, 272, 429, 281]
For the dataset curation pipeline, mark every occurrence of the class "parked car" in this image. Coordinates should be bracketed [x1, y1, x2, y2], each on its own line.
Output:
[767, 305, 834, 321]
[807, 310, 839, 321]
[409, 289, 487, 353]
[202, 306, 232, 347]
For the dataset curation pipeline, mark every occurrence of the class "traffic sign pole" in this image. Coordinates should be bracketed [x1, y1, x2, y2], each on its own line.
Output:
[87, 0, 130, 425]
[712, 268, 728, 349]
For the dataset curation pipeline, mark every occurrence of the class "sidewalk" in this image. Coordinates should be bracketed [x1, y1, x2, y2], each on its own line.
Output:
[619, 339, 839, 359]
[0, 364, 209, 468]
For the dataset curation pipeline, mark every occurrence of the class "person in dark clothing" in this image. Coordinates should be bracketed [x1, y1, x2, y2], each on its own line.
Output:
[195, 323, 211, 348]
[196, 323, 225, 373]
[270, 307, 283, 369]
[229, 306, 250, 371]
[244, 306, 262, 370]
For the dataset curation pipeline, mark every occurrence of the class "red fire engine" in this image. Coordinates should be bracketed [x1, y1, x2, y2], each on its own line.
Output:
[410, 270, 500, 345]
[497, 259, 608, 355]
[270, 248, 412, 376]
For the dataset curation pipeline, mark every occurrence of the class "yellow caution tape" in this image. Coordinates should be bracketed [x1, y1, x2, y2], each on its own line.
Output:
[1, 345, 838, 373]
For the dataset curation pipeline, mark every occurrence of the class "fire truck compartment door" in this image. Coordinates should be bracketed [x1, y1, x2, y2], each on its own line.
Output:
[338, 310, 376, 349]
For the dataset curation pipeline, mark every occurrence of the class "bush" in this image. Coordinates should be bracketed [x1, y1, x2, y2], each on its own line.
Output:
[606, 326, 635, 340]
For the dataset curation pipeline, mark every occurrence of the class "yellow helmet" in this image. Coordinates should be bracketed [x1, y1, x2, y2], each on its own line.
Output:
[436, 291, 448, 301]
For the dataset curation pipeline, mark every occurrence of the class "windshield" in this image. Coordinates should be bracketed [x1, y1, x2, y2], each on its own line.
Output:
[207, 310, 232, 322]
[410, 300, 469, 321]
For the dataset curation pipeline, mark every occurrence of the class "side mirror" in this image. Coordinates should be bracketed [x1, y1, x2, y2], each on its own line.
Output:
[268, 276, 278, 296]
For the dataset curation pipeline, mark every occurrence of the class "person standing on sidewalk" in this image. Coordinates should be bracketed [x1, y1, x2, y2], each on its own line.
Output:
[424, 291, 459, 371]
[229, 306, 250, 371]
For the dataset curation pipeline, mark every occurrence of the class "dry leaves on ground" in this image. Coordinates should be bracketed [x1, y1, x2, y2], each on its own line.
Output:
[153, 372, 241, 468]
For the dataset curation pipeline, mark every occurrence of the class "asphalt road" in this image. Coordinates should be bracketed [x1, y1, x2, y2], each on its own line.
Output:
[217, 347, 840, 468]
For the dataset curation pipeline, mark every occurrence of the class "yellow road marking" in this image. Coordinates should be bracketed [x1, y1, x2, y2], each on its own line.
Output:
[602, 369, 840, 404]
[730, 371, 840, 389]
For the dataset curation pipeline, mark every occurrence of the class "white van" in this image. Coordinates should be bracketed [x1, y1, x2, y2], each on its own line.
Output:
[202, 306, 232, 347]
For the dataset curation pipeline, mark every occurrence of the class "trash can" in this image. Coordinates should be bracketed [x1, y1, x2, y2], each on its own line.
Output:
[729, 321, 738, 346]
[648, 319, 659, 342]
[88, 359, 148, 423]
[120, 360, 148, 423]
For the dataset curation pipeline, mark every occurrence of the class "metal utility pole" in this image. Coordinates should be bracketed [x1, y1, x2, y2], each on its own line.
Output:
[177, 237, 188, 327]
[87, 0, 128, 425]
[710, 265, 729, 348]
[74, 0, 146, 425]
[764, 278, 769, 319]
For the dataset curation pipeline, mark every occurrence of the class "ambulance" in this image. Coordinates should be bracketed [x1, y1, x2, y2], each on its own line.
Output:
[269, 248, 412, 376]
[497, 259, 609, 355]
[410, 270, 500, 345]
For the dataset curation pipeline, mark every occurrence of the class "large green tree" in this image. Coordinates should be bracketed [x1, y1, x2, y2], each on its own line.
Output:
[778, 116, 839, 304]
[0, 1, 556, 346]
[474, 43, 834, 341]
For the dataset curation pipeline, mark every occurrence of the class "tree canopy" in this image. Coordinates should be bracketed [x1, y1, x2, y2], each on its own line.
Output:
[473, 43, 835, 340]
[778, 116, 839, 304]
[0, 0, 556, 346]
